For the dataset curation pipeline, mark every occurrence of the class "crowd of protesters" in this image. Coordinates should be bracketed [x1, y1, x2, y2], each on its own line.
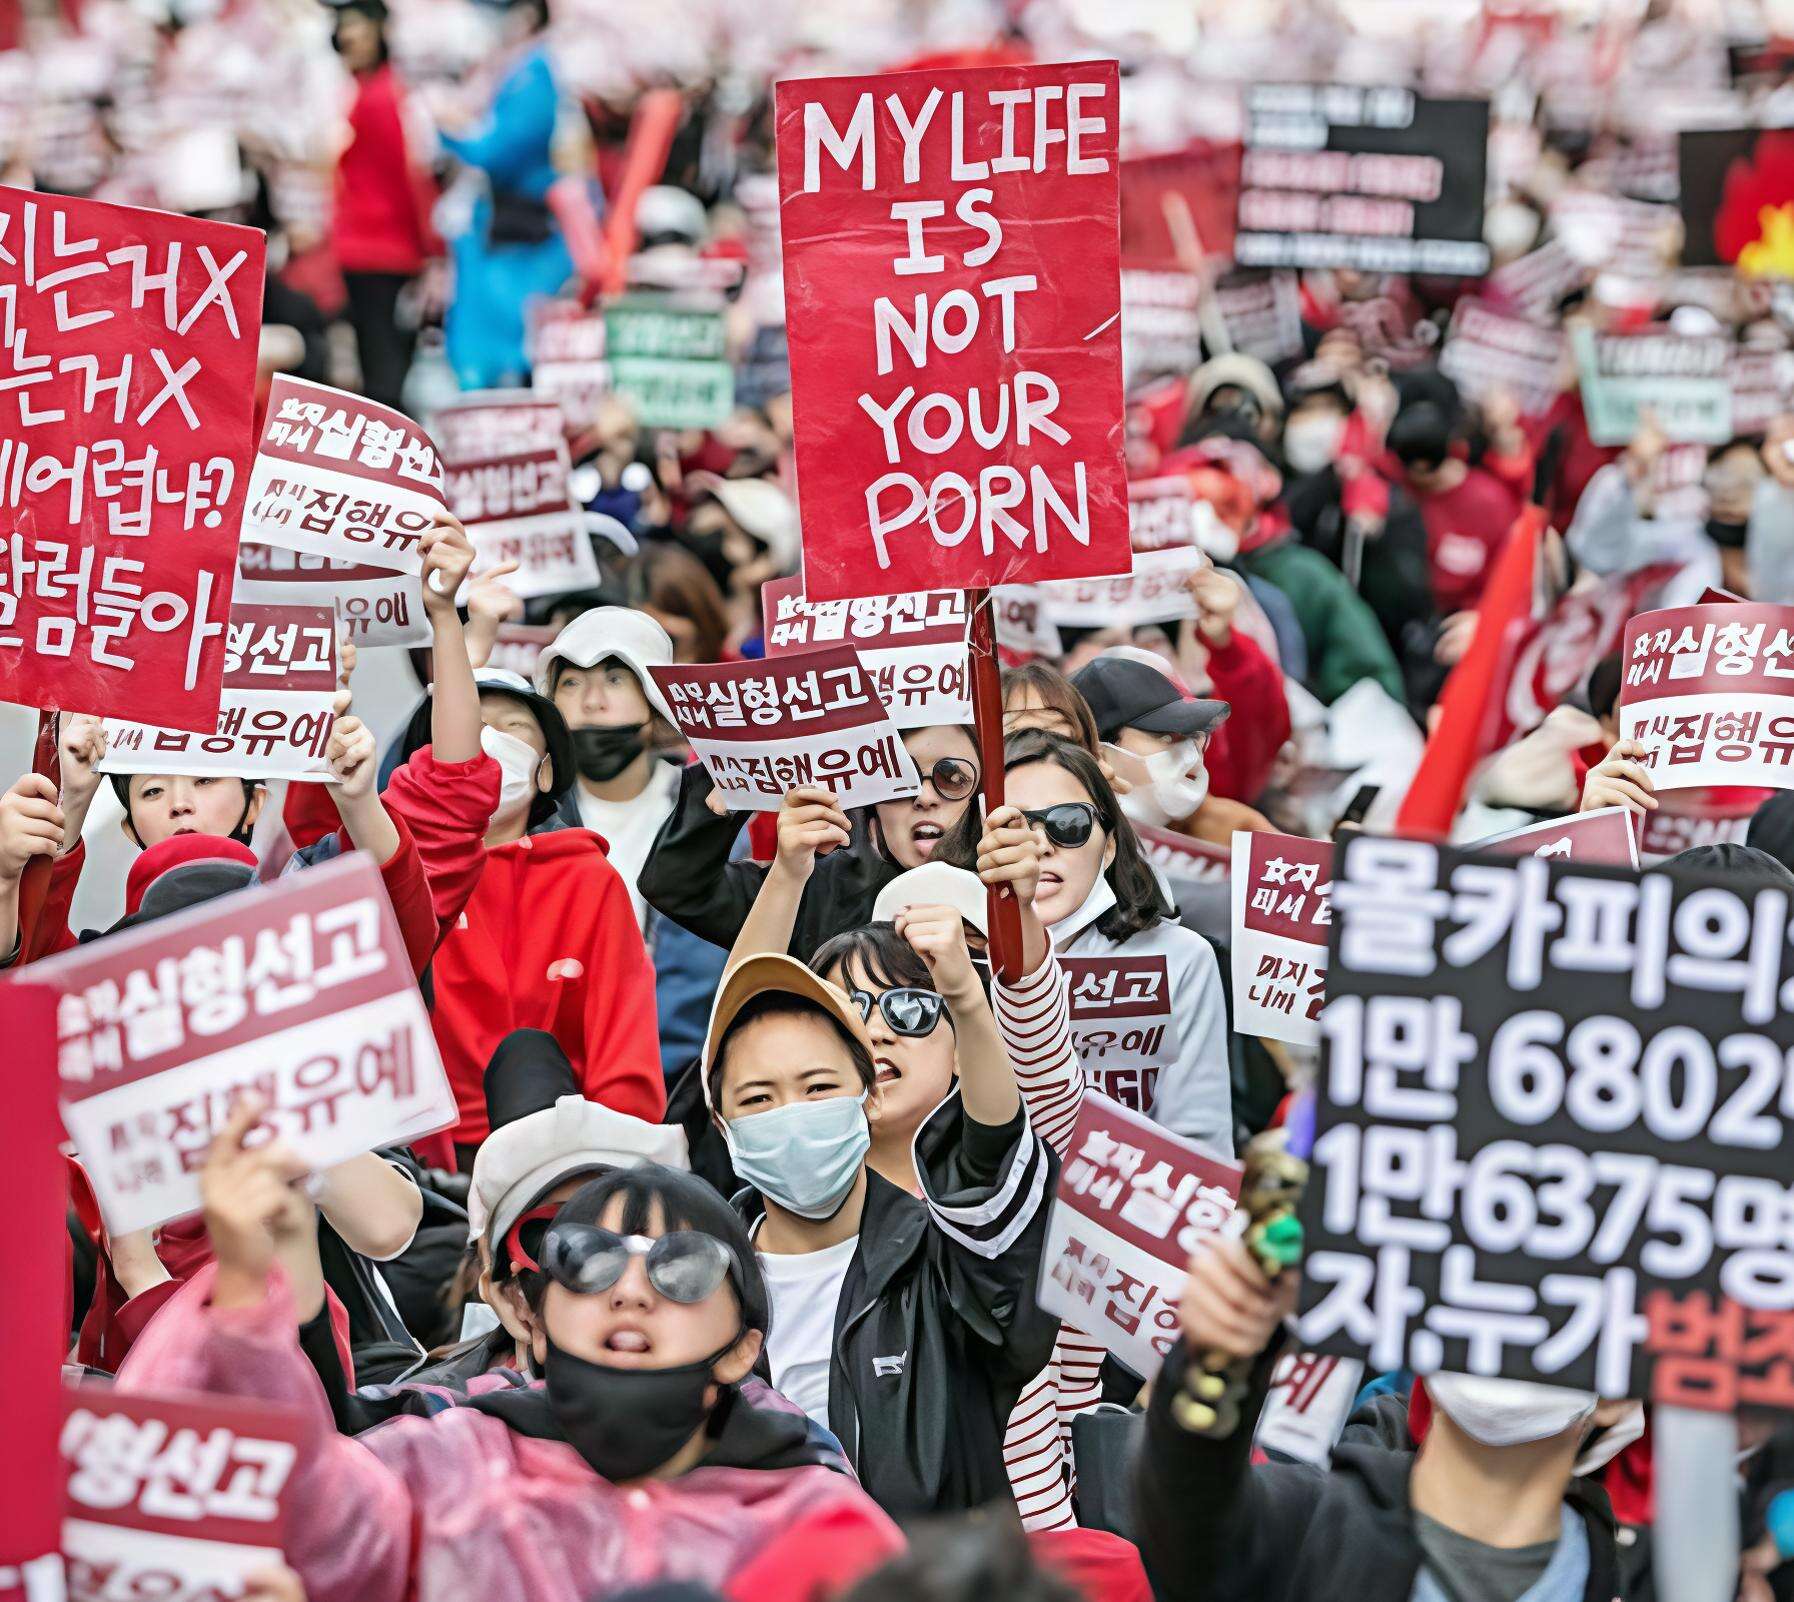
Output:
[16, 0, 1794, 1599]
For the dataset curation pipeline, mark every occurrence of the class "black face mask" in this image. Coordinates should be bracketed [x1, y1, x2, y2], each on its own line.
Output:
[544, 1335, 730, 1482]
[570, 724, 646, 783]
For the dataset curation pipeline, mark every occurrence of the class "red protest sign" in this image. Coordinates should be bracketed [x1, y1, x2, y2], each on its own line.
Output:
[25, 852, 454, 1234]
[1638, 787, 1767, 862]
[1229, 832, 1333, 1047]
[1061, 955, 1176, 1116]
[0, 191, 265, 733]
[1134, 822, 1231, 884]
[774, 61, 1131, 600]
[1472, 805, 1640, 867]
[235, 543, 427, 650]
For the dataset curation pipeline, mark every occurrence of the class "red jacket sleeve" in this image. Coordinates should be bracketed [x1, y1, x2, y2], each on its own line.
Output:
[382, 746, 501, 951]
[18, 839, 84, 964]
[1205, 630, 1290, 805]
[572, 863, 666, 1122]
[283, 782, 343, 853]
[321, 812, 437, 979]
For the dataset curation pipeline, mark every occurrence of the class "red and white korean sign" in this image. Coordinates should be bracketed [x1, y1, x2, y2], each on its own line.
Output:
[1135, 822, 1231, 885]
[1061, 955, 1176, 1114]
[1472, 805, 1639, 867]
[100, 603, 340, 785]
[1041, 548, 1200, 628]
[1253, 1350, 1363, 1467]
[775, 61, 1131, 600]
[1127, 477, 1197, 555]
[990, 586, 1061, 660]
[31, 852, 455, 1233]
[1211, 271, 1304, 364]
[650, 645, 920, 811]
[235, 543, 428, 650]
[483, 621, 560, 683]
[435, 392, 600, 600]
[0, 191, 265, 732]
[243, 375, 444, 574]
[1436, 298, 1565, 416]
[1638, 787, 1765, 863]
[529, 299, 610, 428]
[760, 577, 971, 728]
[61, 1388, 301, 1602]
[1230, 831, 1333, 1047]
[1620, 602, 1794, 791]
[1119, 268, 1202, 381]
[1036, 1090, 1242, 1379]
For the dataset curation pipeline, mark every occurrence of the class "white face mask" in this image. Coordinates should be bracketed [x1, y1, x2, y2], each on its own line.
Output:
[481, 724, 544, 823]
[1118, 740, 1210, 828]
[1282, 412, 1347, 475]
[1427, 1374, 1598, 1448]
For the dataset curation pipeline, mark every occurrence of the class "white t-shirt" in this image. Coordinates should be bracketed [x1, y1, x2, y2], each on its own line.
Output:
[756, 1232, 858, 1431]
[574, 758, 680, 931]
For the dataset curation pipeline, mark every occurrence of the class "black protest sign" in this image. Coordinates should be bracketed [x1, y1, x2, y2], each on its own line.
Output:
[1236, 85, 1490, 277]
[1678, 128, 1794, 275]
[1297, 834, 1794, 1412]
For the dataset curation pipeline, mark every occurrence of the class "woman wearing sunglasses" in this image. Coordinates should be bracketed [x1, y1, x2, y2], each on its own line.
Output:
[638, 721, 983, 962]
[116, 1104, 901, 1602]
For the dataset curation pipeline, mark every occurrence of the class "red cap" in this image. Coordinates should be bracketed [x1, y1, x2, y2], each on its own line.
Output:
[124, 835, 258, 916]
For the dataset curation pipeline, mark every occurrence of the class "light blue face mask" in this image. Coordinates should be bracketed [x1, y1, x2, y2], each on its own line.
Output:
[723, 1092, 871, 1220]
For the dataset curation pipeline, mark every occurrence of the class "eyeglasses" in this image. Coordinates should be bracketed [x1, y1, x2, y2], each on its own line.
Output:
[1022, 802, 1099, 850]
[919, 756, 979, 802]
[512, 1221, 737, 1305]
[850, 986, 948, 1037]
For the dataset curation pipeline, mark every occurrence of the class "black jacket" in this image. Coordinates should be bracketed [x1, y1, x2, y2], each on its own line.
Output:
[739, 1096, 1059, 1518]
[1134, 1339, 1621, 1602]
[638, 761, 899, 962]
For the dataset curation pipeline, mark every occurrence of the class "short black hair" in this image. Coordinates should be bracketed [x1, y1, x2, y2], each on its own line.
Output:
[810, 921, 932, 993]
[707, 991, 877, 1110]
[1586, 652, 1623, 722]
[1387, 402, 1455, 470]
[1662, 842, 1794, 889]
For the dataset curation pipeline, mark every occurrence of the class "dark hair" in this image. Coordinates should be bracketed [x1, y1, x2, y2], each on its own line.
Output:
[707, 991, 878, 1110]
[841, 1520, 1083, 1602]
[328, 0, 391, 65]
[109, 773, 260, 834]
[627, 541, 729, 664]
[1386, 401, 1455, 470]
[938, 729, 1166, 944]
[1585, 652, 1623, 723]
[1001, 662, 1101, 756]
[1662, 842, 1794, 888]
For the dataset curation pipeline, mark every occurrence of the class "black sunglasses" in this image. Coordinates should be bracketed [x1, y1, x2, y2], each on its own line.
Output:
[919, 756, 979, 802]
[529, 1223, 735, 1305]
[850, 985, 948, 1037]
[1022, 802, 1099, 849]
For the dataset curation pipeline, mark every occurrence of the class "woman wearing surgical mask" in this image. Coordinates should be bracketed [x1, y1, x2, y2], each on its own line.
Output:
[114, 1113, 901, 1602]
[703, 952, 1057, 1516]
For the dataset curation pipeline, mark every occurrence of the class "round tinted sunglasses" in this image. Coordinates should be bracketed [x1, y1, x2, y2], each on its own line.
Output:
[1022, 802, 1099, 849]
[512, 1220, 735, 1305]
[918, 756, 979, 802]
[850, 985, 947, 1037]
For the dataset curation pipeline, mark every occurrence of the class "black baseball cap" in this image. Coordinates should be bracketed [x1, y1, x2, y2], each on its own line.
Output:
[1070, 656, 1231, 743]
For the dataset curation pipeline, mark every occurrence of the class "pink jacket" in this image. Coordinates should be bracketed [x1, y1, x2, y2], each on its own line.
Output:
[117, 1267, 902, 1602]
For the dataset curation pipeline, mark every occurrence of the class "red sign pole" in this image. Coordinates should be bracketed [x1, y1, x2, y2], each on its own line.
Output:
[15, 711, 60, 959]
[968, 588, 1023, 982]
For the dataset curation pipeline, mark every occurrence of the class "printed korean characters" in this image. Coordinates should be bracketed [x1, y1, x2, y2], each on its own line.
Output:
[774, 60, 1131, 600]
[1436, 299, 1566, 417]
[1230, 831, 1334, 1048]
[62, 1389, 301, 1602]
[244, 375, 444, 575]
[1472, 806, 1640, 868]
[30, 853, 455, 1234]
[0, 190, 266, 731]
[1573, 324, 1734, 446]
[1037, 1090, 1243, 1380]
[1638, 790, 1763, 864]
[604, 297, 733, 430]
[1298, 835, 1794, 1412]
[234, 544, 428, 651]
[1210, 271, 1305, 364]
[1040, 549, 1202, 629]
[650, 645, 921, 811]
[760, 578, 972, 728]
[100, 602, 340, 785]
[1620, 601, 1794, 791]
[1060, 955, 1178, 1114]
[529, 298, 610, 428]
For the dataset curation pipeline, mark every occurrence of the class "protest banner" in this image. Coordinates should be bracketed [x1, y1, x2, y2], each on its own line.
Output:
[1235, 85, 1491, 276]
[234, 543, 428, 650]
[28, 852, 455, 1233]
[99, 602, 340, 785]
[761, 577, 971, 728]
[649, 646, 920, 811]
[1638, 789, 1765, 862]
[1061, 956, 1178, 1114]
[483, 621, 560, 683]
[1620, 601, 1794, 791]
[243, 376, 444, 574]
[1117, 140, 1240, 268]
[1040, 547, 1200, 628]
[603, 296, 733, 429]
[1211, 270, 1304, 364]
[990, 586, 1062, 660]
[1253, 1350, 1365, 1467]
[1135, 822, 1231, 884]
[1037, 1090, 1242, 1379]
[1127, 476, 1196, 555]
[61, 1388, 301, 1602]
[1485, 240, 1586, 323]
[1230, 831, 1333, 1048]
[435, 393, 602, 600]
[774, 60, 1132, 600]
[0, 190, 265, 732]
[1728, 345, 1794, 437]
[528, 299, 610, 427]
[1299, 834, 1794, 1408]
[1573, 324, 1733, 446]
[1436, 298, 1566, 416]
[1119, 268, 1202, 382]
[1472, 805, 1641, 867]
[1678, 127, 1794, 276]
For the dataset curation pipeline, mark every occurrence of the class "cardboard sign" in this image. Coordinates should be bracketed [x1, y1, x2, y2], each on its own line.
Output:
[649, 646, 920, 811]
[62, 1389, 301, 1602]
[30, 852, 455, 1233]
[1638, 789, 1763, 863]
[760, 577, 971, 728]
[435, 393, 601, 600]
[1061, 955, 1177, 1115]
[1472, 806, 1640, 868]
[1299, 834, 1794, 1409]
[1211, 270, 1304, 365]
[0, 191, 266, 732]
[603, 297, 733, 429]
[1573, 325, 1733, 447]
[100, 603, 340, 785]
[1036, 1090, 1242, 1379]
[1436, 299, 1565, 417]
[1120, 268, 1202, 382]
[1620, 602, 1794, 791]
[529, 299, 610, 428]
[1040, 547, 1200, 628]
[1235, 85, 1491, 276]
[774, 60, 1131, 601]
[243, 376, 444, 573]
[1230, 831, 1333, 1048]
[1135, 823, 1231, 885]
[234, 543, 428, 651]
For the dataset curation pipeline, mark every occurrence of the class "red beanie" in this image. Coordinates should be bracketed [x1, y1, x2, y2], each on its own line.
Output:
[124, 835, 258, 916]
